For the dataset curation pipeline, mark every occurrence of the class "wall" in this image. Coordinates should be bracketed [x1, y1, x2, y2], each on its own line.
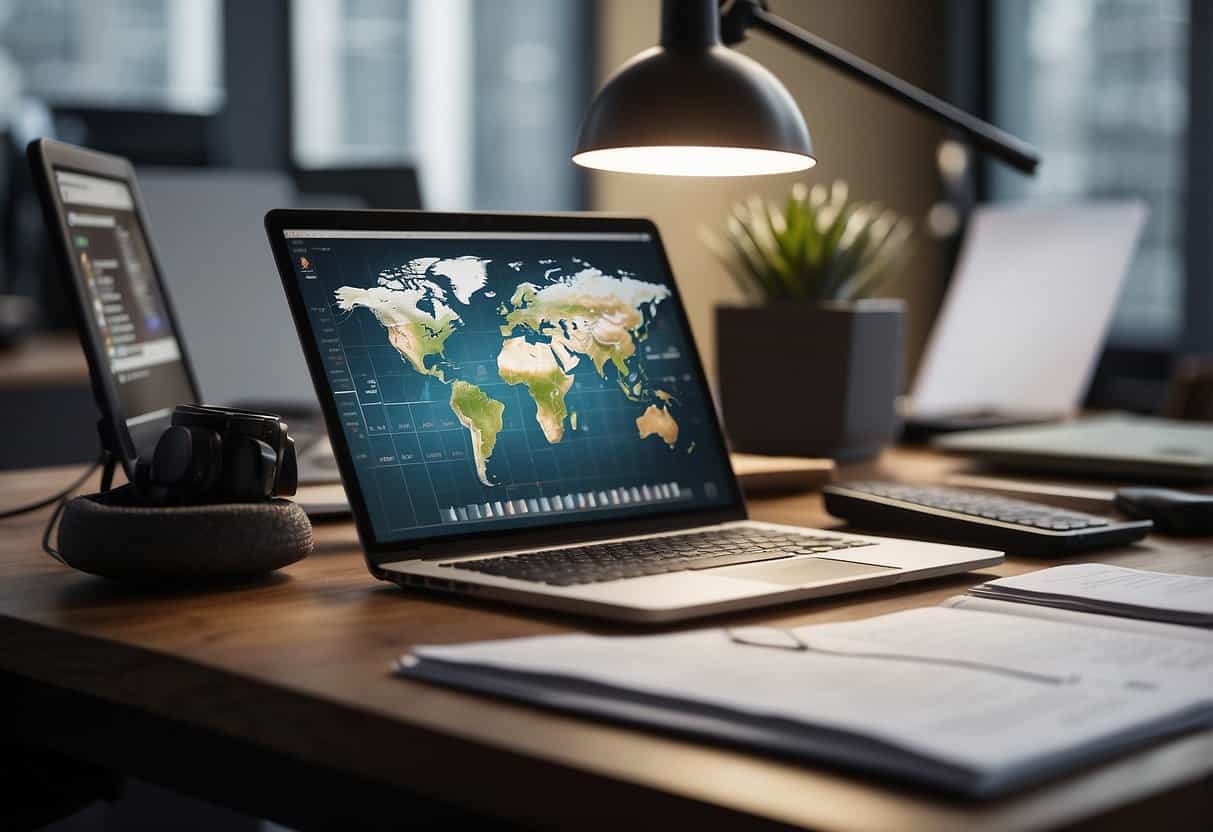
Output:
[589, 0, 950, 388]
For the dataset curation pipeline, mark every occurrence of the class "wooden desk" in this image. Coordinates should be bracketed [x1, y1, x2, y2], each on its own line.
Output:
[0, 333, 90, 391]
[1, 452, 1210, 830]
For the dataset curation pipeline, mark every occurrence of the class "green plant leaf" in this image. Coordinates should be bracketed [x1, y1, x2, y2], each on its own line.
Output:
[759, 199, 809, 299]
[838, 218, 914, 300]
[709, 179, 913, 304]
[818, 205, 855, 299]
[724, 215, 780, 298]
[825, 212, 874, 299]
[735, 201, 796, 299]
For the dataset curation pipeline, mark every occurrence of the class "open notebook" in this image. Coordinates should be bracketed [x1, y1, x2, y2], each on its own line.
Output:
[398, 568, 1213, 798]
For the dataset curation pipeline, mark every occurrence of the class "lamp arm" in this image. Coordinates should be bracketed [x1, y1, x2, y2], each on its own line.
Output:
[724, 1, 1040, 175]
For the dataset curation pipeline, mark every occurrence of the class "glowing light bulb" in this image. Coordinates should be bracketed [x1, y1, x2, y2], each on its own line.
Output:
[572, 146, 816, 177]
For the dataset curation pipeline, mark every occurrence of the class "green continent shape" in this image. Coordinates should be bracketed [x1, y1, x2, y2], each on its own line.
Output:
[385, 317, 458, 381]
[334, 286, 459, 381]
[579, 322, 636, 381]
[449, 381, 505, 486]
[497, 336, 574, 444]
[499, 272, 668, 387]
[503, 305, 637, 381]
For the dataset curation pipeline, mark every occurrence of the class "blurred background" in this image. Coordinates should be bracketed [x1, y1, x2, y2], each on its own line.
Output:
[0, 0, 1207, 464]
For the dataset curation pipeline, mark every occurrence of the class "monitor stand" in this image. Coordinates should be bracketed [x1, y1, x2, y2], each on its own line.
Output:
[94, 416, 121, 494]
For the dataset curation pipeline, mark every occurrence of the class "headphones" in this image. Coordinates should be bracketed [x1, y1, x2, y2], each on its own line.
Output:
[134, 404, 298, 504]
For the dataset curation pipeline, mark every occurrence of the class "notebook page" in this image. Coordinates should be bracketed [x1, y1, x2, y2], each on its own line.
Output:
[411, 619, 1211, 777]
[978, 564, 1213, 616]
[940, 595, 1213, 643]
[800, 607, 1213, 692]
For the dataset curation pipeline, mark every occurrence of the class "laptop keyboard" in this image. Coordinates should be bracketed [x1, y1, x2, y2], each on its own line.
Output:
[439, 527, 874, 587]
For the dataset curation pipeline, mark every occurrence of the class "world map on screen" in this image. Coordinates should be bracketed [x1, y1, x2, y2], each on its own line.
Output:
[334, 256, 686, 488]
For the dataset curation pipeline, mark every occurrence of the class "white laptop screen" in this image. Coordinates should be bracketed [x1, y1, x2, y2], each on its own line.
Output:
[911, 201, 1147, 417]
[282, 227, 737, 543]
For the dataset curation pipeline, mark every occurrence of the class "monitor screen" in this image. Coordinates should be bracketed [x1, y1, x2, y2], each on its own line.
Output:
[282, 227, 737, 544]
[53, 169, 194, 448]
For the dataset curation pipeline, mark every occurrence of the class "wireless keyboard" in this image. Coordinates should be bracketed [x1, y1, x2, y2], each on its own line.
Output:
[823, 481, 1153, 554]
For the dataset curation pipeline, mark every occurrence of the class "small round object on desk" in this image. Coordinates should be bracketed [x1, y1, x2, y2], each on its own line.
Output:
[57, 485, 313, 581]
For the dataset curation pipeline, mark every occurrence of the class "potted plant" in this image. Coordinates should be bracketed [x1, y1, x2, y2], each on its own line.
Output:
[703, 181, 913, 460]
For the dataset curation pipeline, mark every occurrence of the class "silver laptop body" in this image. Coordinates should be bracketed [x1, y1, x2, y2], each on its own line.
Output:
[383, 522, 1001, 623]
[935, 415, 1213, 483]
[266, 210, 1002, 623]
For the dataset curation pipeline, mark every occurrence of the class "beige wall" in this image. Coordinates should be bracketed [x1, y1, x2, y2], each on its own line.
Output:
[590, 0, 950, 388]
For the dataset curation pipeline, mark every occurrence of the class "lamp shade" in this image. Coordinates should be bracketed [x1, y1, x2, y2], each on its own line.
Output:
[573, 0, 814, 177]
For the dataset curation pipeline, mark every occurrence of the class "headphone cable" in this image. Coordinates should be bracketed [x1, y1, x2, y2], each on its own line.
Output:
[0, 453, 105, 520]
[0, 454, 106, 565]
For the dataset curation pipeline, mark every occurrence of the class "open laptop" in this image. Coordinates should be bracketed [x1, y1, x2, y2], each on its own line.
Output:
[265, 209, 1002, 623]
[934, 414, 1213, 483]
[904, 201, 1147, 439]
[26, 138, 344, 515]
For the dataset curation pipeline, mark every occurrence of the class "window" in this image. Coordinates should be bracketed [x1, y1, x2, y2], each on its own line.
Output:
[989, 0, 1189, 348]
[290, 0, 591, 211]
[0, 0, 223, 112]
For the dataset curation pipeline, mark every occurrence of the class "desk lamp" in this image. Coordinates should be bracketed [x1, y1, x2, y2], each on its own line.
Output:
[573, 0, 1039, 177]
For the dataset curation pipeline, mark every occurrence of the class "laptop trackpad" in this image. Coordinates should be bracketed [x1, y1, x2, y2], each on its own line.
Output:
[718, 557, 898, 587]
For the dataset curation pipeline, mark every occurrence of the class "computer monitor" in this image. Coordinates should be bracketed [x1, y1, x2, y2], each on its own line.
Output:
[266, 211, 743, 556]
[28, 139, 199, 475]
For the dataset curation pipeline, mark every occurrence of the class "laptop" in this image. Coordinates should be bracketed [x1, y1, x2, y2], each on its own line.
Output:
[26, 138, 343, 515]
[905, 201, 1147, 438]
[265, 209, 1002, 623]
[934, 415, 1213, 483]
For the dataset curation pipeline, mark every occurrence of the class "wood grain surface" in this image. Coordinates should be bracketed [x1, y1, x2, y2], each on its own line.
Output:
[1, 450, 1210, 831]
[0, 333, 90, 390]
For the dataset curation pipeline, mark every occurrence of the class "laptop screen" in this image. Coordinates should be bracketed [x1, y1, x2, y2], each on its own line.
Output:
[53, 168, 196, 455]
[281, 227, 738, 544]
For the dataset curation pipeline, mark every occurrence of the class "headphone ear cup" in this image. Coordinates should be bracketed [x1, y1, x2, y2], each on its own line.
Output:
[277, 436, 298, 497]
[133, 456, 157, 496]
[225, 437, 279, 501]
[151, 425, 222, 497]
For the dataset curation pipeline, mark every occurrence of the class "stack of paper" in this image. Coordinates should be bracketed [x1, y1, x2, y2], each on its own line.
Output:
[969, 564, 1213, 627]
[398, 605, 1213, 798]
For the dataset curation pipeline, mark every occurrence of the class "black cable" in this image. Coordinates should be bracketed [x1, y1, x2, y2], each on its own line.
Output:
[0, 453, 104, 519]
[41, 496, 70, 564]
[0, 454, 105, 565]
